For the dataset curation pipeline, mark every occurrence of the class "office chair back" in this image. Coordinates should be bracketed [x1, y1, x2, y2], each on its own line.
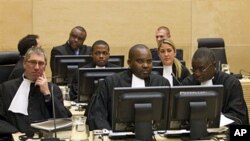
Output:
[0, 51, 20, 83]
[197, 38, 227, 71]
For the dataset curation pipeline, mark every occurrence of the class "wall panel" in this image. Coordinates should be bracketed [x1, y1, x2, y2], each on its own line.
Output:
[0, 0, 250, 78]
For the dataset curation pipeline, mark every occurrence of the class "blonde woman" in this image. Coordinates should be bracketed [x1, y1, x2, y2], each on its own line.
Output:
[158, 38, 190, 86]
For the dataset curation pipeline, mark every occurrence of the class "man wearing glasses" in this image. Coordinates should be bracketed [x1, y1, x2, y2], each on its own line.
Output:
[0, 47, 71, 135]
[182, 47, 249, 125]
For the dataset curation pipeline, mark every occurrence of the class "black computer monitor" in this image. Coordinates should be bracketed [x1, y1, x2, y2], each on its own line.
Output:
[151, 66, 163, 75]
[52, 55, 125, 85]
[78, 67, 127, 103]
[52, 55, 91, 85]
[168, 85, 224, 140]
[112, 86, 170, 141]
[107, 55, 125, 67]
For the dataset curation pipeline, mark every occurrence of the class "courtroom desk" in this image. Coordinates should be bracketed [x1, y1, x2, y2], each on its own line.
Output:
[13, 129, 227, 141]
[240, 78, 250, 119]
[12, 105, 85, 141]
[90, 132, 227, 141]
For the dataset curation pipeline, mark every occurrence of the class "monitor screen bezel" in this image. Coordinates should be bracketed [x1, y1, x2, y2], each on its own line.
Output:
[77, 67, 127, 103]
[112, 86, 171, 133]
[168, 85, 224, 130]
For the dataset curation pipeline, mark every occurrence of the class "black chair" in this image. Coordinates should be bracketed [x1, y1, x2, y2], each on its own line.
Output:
[197, 38, 227, 71]
[0, 51, 20, 84]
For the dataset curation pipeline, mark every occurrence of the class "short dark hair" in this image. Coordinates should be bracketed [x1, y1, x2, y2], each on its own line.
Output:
[192, 48, 216, 64]
[91, 40, 110, 52]
[18, 34, 39, 56]
[73, 26, 86, 33]
[128, 44, 149, 60]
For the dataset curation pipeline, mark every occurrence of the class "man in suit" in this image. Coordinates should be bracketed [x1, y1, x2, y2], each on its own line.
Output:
[50, 26, 91, 75]
[69, 40, 119, 101]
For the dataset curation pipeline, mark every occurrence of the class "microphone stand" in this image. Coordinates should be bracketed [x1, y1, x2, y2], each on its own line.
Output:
[42, 84, 60, 141]
[171, 73, 182, 85]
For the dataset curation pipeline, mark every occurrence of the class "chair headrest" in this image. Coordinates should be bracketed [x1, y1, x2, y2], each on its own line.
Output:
[197, 38, 225, 48]
[0, 51, 20, 65]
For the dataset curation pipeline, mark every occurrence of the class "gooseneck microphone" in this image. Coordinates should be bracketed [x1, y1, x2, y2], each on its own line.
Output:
[171, 73, 182, 85]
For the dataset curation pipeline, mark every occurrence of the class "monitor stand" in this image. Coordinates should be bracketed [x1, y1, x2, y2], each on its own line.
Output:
[134, 103, 153, 141]
[189, 101, 209, 140]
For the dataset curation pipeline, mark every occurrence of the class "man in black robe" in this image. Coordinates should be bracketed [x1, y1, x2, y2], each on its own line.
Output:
[69, 40, 119, 101]
[0, 47, 71, 135]
[86, 44, 170, 130]
[182, 47, 249, 125]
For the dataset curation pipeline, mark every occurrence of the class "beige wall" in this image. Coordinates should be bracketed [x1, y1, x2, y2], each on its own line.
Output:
[1, 0, 250, 78]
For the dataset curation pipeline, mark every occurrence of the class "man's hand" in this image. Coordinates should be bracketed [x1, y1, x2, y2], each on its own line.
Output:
[35, 72, 50, 96]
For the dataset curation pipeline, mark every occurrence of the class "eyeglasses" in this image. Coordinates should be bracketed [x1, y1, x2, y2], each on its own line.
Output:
[191, 64, 212, 73]
[26, 60, 45, 67]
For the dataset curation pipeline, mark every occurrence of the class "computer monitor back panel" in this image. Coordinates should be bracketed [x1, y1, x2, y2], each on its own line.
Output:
[168, 85, 223, 130]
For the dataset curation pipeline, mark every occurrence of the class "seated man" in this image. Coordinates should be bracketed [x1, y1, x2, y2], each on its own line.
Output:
[69, 40, 119, 101]
[182, 47, 249, 125]
[50, 26, 91, 74]
[8, 34, 41, 80]
[151, 26, 171, 60]
[86, 44, 170, 130]
[0, 47, 72, 134]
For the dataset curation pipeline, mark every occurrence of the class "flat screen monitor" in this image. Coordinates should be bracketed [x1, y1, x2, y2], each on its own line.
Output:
[107, 55, 125, 67]
[151, 66, 163, 75]
[78, 67, 127, 103]
[52, 55, 125, 85]
[168, 85, 223, 140]
[112, 86, 170, 141]
[52, 55, 91, 85]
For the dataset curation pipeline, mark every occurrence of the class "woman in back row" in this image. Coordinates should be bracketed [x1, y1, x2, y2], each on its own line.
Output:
[157, 38, 190, 86]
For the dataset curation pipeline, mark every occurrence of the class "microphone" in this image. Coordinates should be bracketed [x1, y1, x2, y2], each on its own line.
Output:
[41, 84, 60, 141]
[171, 73, 182, 85]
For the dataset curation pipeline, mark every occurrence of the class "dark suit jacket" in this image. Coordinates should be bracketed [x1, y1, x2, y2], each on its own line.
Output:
[8, 57, 24, 80]
[50, 42, 91, 74]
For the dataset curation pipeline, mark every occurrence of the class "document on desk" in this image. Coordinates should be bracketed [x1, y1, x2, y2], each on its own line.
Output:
[31, 118, 72, 132]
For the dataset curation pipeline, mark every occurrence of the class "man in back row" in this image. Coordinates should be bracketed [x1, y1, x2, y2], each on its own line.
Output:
[151, 26, 171, 60]
[69, 40, 119, 101]
[8, 34, 41, 80]
[86, 44, 170, 130]
[50, 26, 91, 75]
